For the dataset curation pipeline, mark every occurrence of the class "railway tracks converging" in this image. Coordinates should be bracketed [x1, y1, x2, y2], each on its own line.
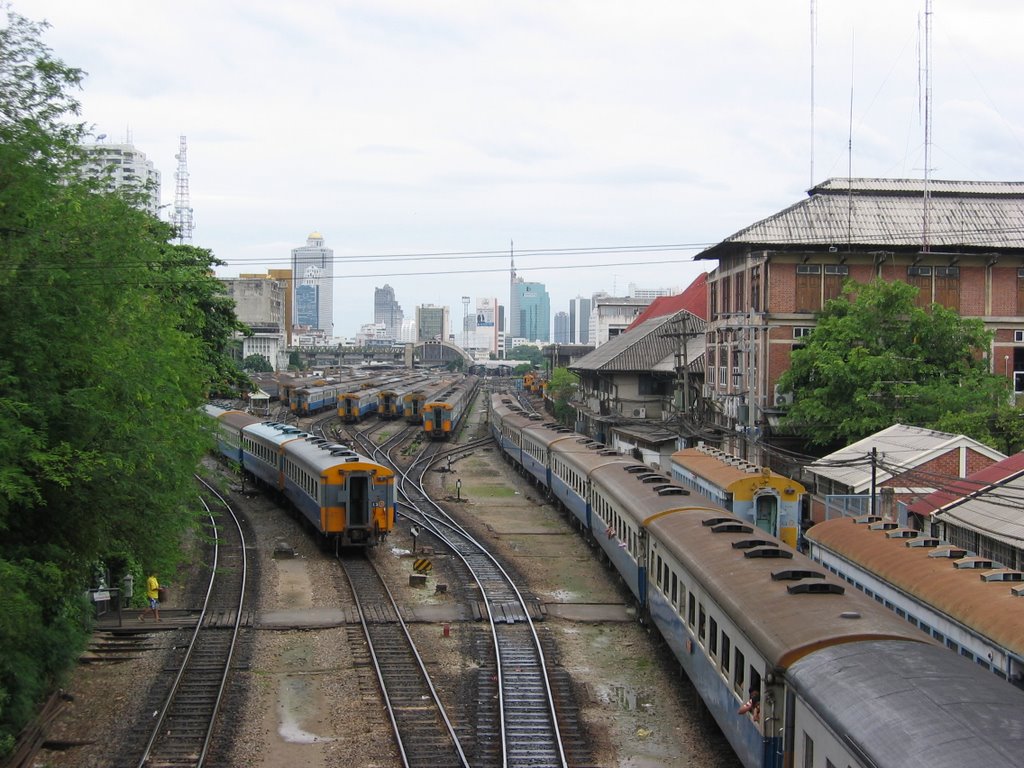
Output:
[133, 475, 248, 768]
[356, 427, 571, 768]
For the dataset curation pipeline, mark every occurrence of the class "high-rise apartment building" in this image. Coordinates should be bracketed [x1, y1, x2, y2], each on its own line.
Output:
[79, 139, 162, 216]
[416, 304, 450, 342]
[569, 296, 592, 344]
[290, 232, 334, 334]
[374, 284, 404, 333]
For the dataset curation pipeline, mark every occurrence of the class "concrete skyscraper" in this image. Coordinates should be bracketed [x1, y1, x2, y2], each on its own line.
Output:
[569, 296, 592, 344]
[374, 284, 404, 334]
[290, 232, 334, 335]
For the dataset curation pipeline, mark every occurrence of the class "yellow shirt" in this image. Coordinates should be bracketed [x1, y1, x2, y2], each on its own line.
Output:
[146, 575, 159, 600]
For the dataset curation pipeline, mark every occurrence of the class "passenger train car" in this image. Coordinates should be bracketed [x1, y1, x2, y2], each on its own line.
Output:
[806, 514, 1024, 687]
[204, 407, 395, 547]
[488, 393, 1024, 768]
[402, 377, 457, 424]
[293, 382, 342, 416]
[423, 375, 479, 440]
[670, 445, 805, 548]
[338, 382, 382, 423]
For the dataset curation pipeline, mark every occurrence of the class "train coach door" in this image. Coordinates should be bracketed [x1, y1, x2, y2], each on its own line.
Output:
[754, 493, 778, 537]
[349, 476, 369, 527]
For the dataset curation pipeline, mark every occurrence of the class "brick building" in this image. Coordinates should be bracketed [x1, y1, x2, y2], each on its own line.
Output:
[803, 423, 1005, 525]
[696, 178, 1024, 460]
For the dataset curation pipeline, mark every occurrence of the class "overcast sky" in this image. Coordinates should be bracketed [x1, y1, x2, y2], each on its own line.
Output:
[13, 1, 1024, 337]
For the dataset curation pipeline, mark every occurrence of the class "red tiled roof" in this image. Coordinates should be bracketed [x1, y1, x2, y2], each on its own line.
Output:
[906, 451, 1024, 517]
[627, 271, 708, 330]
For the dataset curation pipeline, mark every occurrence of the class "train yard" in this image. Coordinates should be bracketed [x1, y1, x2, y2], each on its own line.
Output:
[29, 387, 737, 768]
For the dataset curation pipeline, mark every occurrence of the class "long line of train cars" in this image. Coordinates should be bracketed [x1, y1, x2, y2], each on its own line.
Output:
[423, 375, 479, 439]
[488, 393, 1024, 768]
[203, 405, 395, 547]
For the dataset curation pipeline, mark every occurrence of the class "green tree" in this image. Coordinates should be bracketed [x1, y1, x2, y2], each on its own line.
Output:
[776, 279, 1008, 447]
[547, 367, 579, 426]
[242, 353, 273, 373]
[0, 7, 246, 753]
[509, 345, 545, 367]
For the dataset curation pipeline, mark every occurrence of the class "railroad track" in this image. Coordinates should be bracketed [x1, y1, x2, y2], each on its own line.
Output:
[394, 442, 570, 768]
[339, 553, 470, 768]
[132, 475, 248, 768]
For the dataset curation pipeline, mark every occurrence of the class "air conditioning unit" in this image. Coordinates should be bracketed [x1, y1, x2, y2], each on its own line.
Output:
[773, 385, 793, 406]
[631, 407, 647, 418]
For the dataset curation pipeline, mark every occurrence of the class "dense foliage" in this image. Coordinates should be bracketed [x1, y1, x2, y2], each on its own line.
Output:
[509, 345, 546, 367]
[546, 367, 579, 426]
[0, 7, 244, 754]
[242, 353, 273, 373]
[776, 279, 1024, 450]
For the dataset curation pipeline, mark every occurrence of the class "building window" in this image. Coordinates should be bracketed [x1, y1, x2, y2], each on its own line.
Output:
[908, 265, 932, 307]
[934, 266, 960, 310]
[795, 264, 822, 312]
[823, 264, 848, 302]
[793, 327, 813, 338]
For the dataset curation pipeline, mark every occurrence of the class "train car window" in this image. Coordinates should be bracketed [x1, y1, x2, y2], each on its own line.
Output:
[749, 667, 762, 697]
[709, 617, 719, 657]
[803, 733, 814, 768]
[734, 649, 745, 692]
[946, 638, 958, 652]
[721, 633, 731, 674]
[688, 594, 696, 628]
[698, 604, 706, 643]
[960, 647, 973, 659]
[656, 556, 663, 587]
[977, 657, 991, 672]
[671, 573, 678, 605]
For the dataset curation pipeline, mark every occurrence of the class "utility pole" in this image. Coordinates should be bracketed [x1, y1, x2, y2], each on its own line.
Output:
[661, 315, 703, 443]
[870, 447, 878, 517]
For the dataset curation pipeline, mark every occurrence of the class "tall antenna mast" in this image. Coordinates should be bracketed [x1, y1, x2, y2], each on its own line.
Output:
[809, 0, 816, 188]
[921, 0, 933, 253]
[172, 135, 195, 244]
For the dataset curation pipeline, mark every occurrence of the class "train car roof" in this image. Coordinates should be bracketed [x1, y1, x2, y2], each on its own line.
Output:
[587, 460, 699, 524]
[219, 410, 263, 430]
[647, 507, 927, 671]
[285, 435, 393, 475]
[670, 446, 805, 495]
[788, 639, 1024, 768]
[806, 515, 1024, 656]
[242, 421, 309, 447]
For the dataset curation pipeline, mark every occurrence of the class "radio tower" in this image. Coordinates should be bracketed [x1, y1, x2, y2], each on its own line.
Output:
[172, 135, 195, 244]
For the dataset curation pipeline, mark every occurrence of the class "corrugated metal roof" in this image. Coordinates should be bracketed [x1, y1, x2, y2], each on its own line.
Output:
[806, 424, 1005, 493]
[570, 310, 706, 373]
[934, 473, 1024, 549]
[697, 177, 1024, 259]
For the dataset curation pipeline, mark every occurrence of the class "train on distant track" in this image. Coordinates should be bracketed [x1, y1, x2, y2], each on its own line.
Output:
[423, 375, 479, 439]
[488, 393, 1024, 768]
[204, 405, 395, 547]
